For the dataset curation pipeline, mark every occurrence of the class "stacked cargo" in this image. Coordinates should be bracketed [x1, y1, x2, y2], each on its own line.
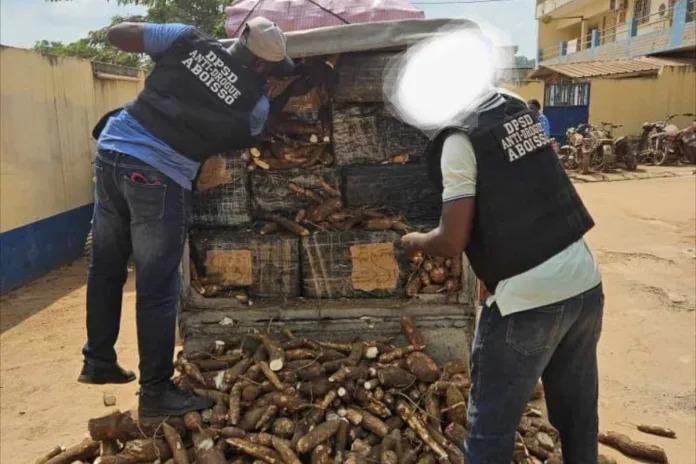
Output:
[188, 50, 458, 301]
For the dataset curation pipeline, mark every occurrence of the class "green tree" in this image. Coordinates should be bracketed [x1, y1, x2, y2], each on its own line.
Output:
[47, 0, 230, 37]
[40, 0, 232, 67]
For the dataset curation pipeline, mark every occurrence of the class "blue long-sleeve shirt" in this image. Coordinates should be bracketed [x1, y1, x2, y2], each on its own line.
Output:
[97, 23, 269, 190]
[539, 112, 551, 137]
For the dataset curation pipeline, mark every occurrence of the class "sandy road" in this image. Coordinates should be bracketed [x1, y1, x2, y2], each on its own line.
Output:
[1, 175, 694, 463]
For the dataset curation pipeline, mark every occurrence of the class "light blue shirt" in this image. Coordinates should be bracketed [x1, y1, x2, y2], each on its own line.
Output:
[97, 23, 270, 190]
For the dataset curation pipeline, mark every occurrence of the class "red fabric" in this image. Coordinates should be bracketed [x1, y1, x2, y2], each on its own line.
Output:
[225, 0, 425, 38]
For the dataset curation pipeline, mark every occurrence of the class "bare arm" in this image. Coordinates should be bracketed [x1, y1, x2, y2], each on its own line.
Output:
[106, 22, 145, 53]
[403, 198, 475, 257]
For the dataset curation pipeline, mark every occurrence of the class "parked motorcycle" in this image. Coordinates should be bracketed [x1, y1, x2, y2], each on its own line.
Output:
[583, 123, 615, 173]
[637, 113, 696, 165]
[558, 127, 584, 171]
[678, 119, 696, 164]
[599, 121, 638, 171]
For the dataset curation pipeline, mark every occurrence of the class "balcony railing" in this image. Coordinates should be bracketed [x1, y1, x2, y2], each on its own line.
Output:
[536, 0, 577, 19]
[538, 0, 696, 64]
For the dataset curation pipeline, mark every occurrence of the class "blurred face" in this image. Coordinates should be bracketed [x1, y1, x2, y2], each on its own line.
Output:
[250, 58, 272, 78]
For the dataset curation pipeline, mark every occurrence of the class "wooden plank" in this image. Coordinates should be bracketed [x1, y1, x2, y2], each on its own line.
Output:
[181, 297, 472, 321]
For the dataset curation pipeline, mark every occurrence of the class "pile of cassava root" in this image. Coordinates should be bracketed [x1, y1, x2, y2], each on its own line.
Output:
[255, 178, 412, 238]
[405, 255, 463, 297]
[34, 316, 669, 464]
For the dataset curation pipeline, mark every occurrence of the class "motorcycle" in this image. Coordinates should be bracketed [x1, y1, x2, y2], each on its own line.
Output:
[558, 127, 583, 171]
[599, 121, 638, 171]
[678, 119, 696, 164]
[583, 123, 615, 173]
[637, 113, 696, 165]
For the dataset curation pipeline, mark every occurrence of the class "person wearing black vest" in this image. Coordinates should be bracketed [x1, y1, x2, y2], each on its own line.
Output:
[79, 18, 308, 417]
[401, 89, 604, 463]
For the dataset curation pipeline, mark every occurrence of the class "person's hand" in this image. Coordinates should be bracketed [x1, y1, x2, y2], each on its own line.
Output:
[401, 232, 425, 260]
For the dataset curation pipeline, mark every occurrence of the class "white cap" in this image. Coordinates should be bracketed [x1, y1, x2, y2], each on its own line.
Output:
[243, 17, 293, 69]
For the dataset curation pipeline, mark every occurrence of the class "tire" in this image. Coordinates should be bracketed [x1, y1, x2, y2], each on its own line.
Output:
[654, 147, 668, 165]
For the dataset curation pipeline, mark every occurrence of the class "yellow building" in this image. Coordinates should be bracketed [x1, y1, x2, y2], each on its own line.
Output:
[537, 0, 695, 64]
[531, 0, 696, 143]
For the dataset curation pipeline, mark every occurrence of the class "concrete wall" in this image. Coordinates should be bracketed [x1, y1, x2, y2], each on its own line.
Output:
[0, 46, 144, 293]
[588, 66, 696, 137]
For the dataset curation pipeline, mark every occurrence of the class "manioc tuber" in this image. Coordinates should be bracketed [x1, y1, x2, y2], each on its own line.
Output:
[297, 420, 341, 453]
[289, 182, 323, 203]
[254, 333, 286, 372]
[396, 401, 449, 463]
[363, 218, 396, 231]
[271, 435, 301, 464]
[598, 431, 668, 463]
[379, 345, 425, 364]
[88, 410, 187, 442]
[405, 277, 423, 297]
[43, 439, 100, 464]
[312, 444, 332, 464]
[162, 422, 190, 464]
[406, 352, 439, 383]
[429, 267, 447, 285]
[309, 197, 343, 222]
[377, 366, 416, 389]
[400, 315, 425, 346]
[97, 438, 172, 464]
[268, 214, 310, 237]
[260, 222, 279, 235]
[255, 404, 279, 431]
[381, 450, 398, 464]
[271, 417, 295, 439]
[445, 384, 467, 427]
[34, 445, 65, 464]
[226, 438, 284, 464]
[442, 359, 468, 379]
[637, 424, 677, 439]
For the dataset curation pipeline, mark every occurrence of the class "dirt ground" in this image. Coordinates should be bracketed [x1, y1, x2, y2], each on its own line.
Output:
[1, 174, 694, 464]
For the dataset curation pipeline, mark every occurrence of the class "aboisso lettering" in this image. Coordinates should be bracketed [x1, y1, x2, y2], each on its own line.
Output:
[500, 113, 550, 162]
[181, 50, 243, 105]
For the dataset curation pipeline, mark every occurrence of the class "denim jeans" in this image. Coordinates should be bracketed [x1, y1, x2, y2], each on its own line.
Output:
[465, 284, 604, 464]
[83, 150, 190, 390]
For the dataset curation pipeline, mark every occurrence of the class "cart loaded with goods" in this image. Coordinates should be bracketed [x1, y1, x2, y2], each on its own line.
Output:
[35, 19, 672, 464]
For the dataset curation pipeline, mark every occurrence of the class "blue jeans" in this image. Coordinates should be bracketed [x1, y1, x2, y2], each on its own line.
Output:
[465, 284, 604, 463]
[83, 150, 190, 390]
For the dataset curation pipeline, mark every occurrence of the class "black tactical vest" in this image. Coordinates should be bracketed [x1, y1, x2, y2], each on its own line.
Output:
[426, 94, 595, 293]
[121, 28, 264, 162]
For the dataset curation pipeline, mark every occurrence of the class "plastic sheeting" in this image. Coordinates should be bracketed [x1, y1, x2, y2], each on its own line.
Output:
[220, 18, 478, 58]
[225, 0, 425, 38]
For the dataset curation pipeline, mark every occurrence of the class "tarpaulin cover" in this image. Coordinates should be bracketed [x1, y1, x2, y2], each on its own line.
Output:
[220, 18, 478, 58]
[225, 0, 425, 38]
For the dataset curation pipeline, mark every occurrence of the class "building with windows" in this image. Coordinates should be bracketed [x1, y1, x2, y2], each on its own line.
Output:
[536, 0, 695, 64]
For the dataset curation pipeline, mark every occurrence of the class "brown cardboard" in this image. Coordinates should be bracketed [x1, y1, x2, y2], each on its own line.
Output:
[197, 154, 232, 192]
[204, 250, 253, 287]
[350, 242, 399, 291]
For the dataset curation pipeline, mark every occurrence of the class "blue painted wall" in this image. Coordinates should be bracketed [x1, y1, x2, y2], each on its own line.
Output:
[0, 204, 93, 293]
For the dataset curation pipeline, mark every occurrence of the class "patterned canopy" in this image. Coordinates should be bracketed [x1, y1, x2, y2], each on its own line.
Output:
[225, 0, 425, 37]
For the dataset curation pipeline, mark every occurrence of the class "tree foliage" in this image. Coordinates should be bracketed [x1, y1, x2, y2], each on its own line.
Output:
[514, 55, 536, 68]
[46, 0, 230, 37]
[39, 0, 231, 68]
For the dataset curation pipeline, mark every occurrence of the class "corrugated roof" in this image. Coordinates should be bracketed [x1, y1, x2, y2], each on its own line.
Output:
[530, 57, 691, 79]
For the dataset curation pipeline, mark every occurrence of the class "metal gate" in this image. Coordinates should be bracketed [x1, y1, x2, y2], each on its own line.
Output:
[543, 82, 590, 144]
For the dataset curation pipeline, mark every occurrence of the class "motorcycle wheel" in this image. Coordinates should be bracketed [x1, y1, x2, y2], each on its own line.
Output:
[591, 152, 604, 172]
[654, 148, 667, 165]
[624, 153, 638, 171]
